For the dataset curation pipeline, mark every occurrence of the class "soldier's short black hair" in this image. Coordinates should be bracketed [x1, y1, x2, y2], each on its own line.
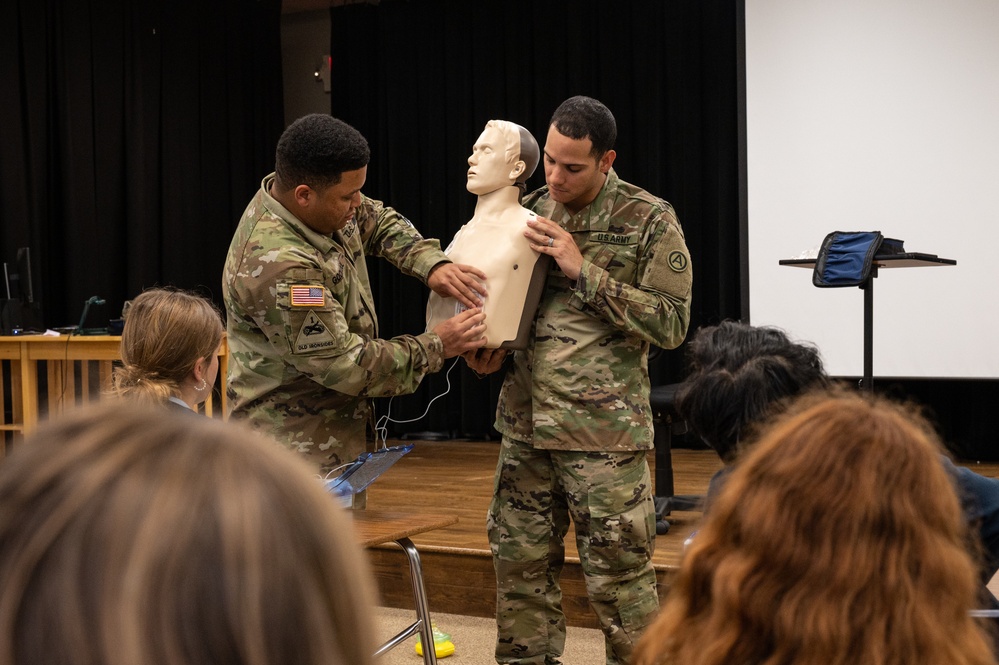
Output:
[549, 96, 617, 158]
[676, 321, 829, 462]
[274, 114, 370, 191]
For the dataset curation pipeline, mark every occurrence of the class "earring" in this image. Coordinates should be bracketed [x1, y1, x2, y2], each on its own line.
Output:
[196, 379, 207, 392]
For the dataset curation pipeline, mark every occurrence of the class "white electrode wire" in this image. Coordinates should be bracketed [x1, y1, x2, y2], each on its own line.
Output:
[374, 356, 460, 447]
[321, 462, 354, 482]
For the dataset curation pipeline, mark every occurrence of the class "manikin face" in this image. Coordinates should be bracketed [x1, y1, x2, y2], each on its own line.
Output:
[542, 125, 614, 214]
[301, 166, 367, 235]
[467, 125, 518, 196]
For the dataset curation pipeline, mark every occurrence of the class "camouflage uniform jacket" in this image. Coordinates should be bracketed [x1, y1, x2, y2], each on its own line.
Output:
[495, 169, 692, 452]
[223, 174, 448, 466]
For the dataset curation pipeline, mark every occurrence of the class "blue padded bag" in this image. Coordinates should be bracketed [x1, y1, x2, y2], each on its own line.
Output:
[812, 231, 884, 288]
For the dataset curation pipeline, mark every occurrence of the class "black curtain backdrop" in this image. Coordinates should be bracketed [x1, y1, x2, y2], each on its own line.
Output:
[0, 0, 285, 327]
[330, 0, 745, 440]
[3, 0, 992, 457]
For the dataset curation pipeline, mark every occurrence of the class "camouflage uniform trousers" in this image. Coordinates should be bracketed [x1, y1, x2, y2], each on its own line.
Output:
[487, 436, 659, 665]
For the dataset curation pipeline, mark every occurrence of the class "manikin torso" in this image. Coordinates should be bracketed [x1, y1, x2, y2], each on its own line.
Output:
[426, 185, 548, 349]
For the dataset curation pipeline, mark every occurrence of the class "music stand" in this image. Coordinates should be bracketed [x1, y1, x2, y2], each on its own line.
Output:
[779, 252, 956, 391]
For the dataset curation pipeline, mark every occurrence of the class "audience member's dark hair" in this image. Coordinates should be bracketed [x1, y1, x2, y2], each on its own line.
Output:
[274, 114, 370, 192]
[549, 95, 617, 157]
[676, 320, 828, 461]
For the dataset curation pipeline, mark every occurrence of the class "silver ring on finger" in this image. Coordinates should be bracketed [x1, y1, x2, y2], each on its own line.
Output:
[547, 236, 555, 248]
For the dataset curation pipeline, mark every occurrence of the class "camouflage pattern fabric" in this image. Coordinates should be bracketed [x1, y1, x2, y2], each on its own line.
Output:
[488, 436, 659, 665]
[489, 169, 690, 662]
[223, 174, 448, 481]
[496, 168, 692, 452]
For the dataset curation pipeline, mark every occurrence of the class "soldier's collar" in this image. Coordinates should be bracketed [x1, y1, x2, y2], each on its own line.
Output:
[260, 174, 339, 254]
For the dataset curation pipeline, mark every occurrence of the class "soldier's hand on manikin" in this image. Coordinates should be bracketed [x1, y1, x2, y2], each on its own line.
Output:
[462, 347, 508, 375]
[434, 308, 488, 358]
[428, 262, 488, 310]
[525, 216, 582, 281]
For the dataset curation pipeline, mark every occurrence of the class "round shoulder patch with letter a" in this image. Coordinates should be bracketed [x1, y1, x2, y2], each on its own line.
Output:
[668, 250, 689, 272]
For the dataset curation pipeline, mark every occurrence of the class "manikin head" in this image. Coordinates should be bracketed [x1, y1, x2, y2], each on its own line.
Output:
[466, 120, 540, 197]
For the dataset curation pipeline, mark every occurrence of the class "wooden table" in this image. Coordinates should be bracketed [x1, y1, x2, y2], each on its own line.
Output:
[352, 510, 459, 665]
[0, 335, 228, 446]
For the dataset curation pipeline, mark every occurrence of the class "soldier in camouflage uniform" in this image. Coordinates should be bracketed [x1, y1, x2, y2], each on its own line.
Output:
[466, 97, 692, 664]
[223, 115, 488, 504]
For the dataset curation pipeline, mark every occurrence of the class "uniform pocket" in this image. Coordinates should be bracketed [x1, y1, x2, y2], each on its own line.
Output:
[584, 457, 655, 574]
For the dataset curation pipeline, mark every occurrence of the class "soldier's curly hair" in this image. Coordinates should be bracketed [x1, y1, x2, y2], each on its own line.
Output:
[549, 95, 617, 157]
[274, 114, 370, 192]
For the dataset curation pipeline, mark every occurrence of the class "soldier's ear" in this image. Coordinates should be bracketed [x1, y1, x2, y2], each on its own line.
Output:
[293, 184, 315, 207]
[598, 150, 616, 175]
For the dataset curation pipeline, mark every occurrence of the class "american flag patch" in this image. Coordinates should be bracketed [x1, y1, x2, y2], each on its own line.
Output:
[290, 285, 325, 307]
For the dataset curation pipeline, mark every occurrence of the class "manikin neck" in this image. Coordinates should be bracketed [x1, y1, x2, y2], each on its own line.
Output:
[472, 184, 522, 219]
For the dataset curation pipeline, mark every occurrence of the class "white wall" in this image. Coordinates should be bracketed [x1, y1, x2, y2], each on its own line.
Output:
[746, 0, 999, 378]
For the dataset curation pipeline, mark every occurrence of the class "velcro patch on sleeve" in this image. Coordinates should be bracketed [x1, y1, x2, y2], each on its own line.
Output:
[644, 224, 692, 299]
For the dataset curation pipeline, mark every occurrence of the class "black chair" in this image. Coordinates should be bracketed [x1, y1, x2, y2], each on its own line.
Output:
[649, 382, 704, 535]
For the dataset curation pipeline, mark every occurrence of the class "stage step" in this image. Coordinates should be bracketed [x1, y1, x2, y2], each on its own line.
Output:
[367, 544, 681, 630]
[363, 440, 715, 629]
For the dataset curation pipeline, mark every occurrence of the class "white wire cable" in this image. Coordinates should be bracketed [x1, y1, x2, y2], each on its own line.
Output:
[321, 462, 355, 481]
[374, 356, 461, 447]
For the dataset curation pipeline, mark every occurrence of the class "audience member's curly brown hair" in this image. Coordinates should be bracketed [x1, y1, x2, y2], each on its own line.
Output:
[634, 389, 997, 665]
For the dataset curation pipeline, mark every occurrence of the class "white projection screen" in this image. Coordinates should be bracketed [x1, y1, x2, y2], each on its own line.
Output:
[745, 0, 999, 378]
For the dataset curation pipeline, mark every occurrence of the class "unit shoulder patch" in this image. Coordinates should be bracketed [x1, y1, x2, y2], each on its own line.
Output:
[294, 310, 337, 353]
[667, 250, 689, 273]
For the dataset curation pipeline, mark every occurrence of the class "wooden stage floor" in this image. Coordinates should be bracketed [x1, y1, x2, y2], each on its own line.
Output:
[365, 440, 722, 571]
[363, 439, 718, 626]
[362, 439, 999, 628]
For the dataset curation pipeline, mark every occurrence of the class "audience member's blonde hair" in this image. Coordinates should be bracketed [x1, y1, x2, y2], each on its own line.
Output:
[0, 402, 378, 665]
[113, 287, 224, 404]
[633, 389, 997, 665]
